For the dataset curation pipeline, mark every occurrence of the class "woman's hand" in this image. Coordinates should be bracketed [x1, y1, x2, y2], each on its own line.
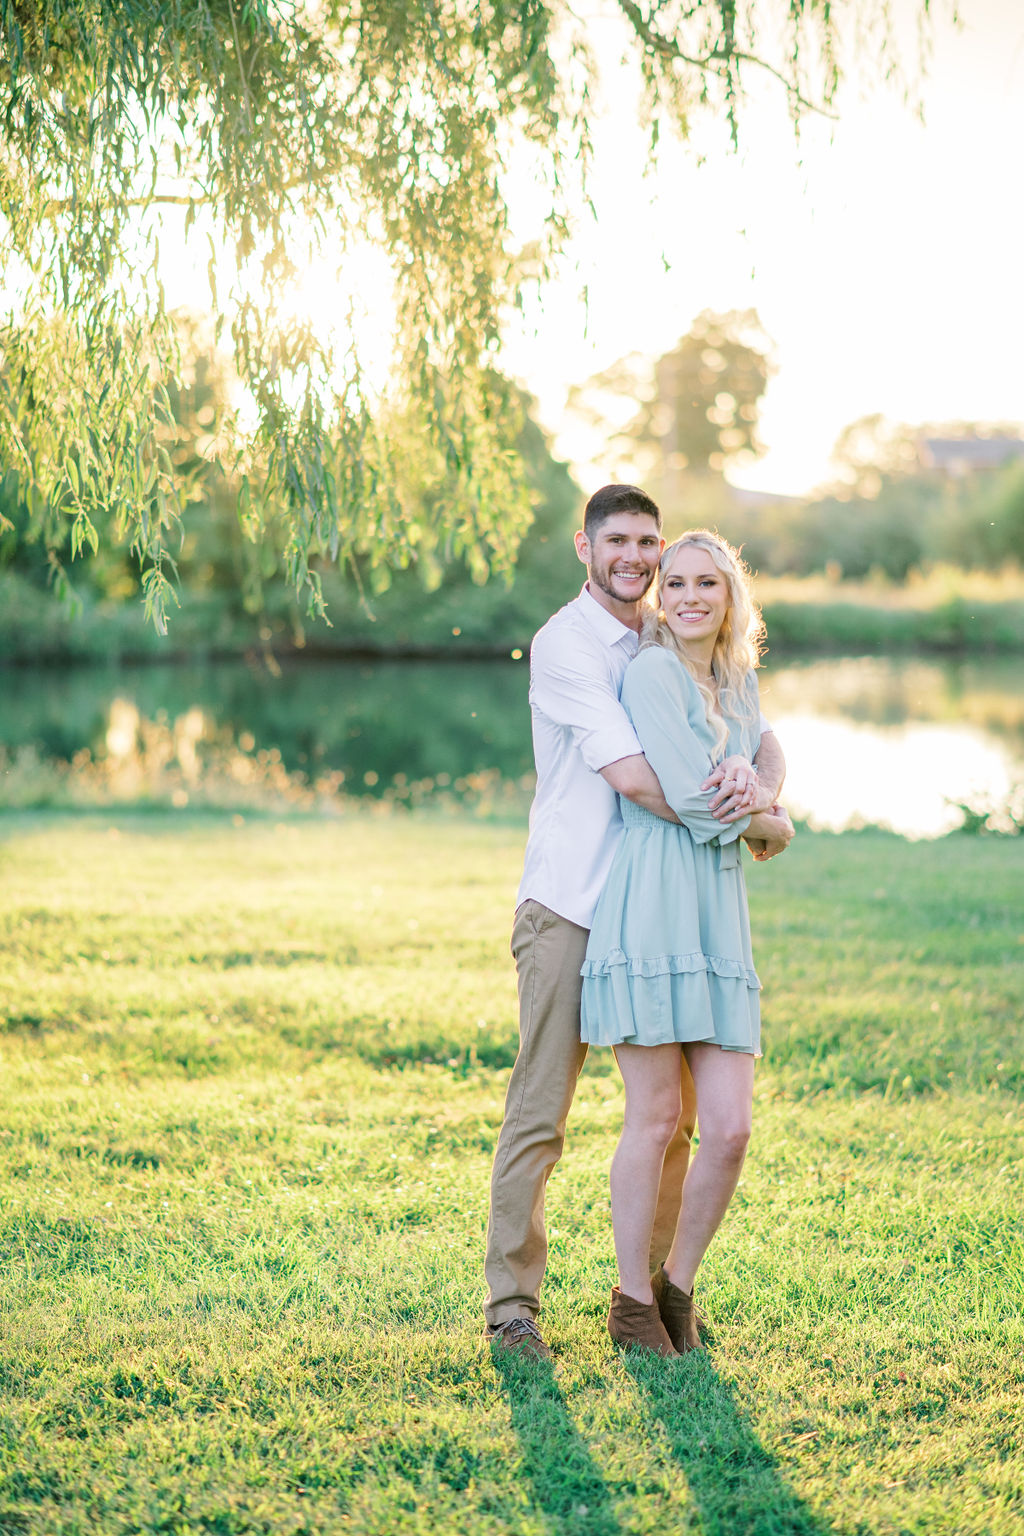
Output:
[744, 805, 795, 861]
[702, 755, 761, 822]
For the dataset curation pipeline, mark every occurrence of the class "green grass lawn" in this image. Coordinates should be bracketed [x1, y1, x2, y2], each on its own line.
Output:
[1, 813, 1022, 1535]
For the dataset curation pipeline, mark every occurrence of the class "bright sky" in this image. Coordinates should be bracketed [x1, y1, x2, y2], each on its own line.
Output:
[103, 0, 1024, 501]
[501, 0, 1024, 496]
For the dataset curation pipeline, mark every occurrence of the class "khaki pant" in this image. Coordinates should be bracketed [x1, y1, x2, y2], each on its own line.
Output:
[484, 899, 696, 1326]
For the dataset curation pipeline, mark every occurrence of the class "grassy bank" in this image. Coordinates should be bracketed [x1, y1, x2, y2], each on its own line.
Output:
[3, 564, 1024, 664]
[1, 814, 1022, 1535]
[757, 567, 1024, 654]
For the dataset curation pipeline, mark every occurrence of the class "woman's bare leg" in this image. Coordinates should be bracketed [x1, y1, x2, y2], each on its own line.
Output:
[610, 1042, 684, 1303]
[664, 1043, 755, 1295]
[649, 1053, 698, 1271]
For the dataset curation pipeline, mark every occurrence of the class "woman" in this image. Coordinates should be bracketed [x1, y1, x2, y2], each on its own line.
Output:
[581, 530, 793, 1358]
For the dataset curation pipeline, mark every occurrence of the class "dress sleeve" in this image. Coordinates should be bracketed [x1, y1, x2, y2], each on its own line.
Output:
[531, 629, 642, 772]
[622, 649, 749, 846]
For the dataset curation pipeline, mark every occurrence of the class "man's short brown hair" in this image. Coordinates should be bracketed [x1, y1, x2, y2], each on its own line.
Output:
[584, 484, 661, 539]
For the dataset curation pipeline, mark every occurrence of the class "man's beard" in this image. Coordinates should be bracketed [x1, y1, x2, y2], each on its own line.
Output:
[590, 562, 657, 605]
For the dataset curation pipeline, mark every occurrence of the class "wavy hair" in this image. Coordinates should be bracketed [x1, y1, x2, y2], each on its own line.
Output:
[640, 529, 765, 758]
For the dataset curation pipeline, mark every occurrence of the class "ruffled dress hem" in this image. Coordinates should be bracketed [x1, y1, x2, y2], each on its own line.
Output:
[580, 950, 761, 1056]
[581, 948, 760, 987]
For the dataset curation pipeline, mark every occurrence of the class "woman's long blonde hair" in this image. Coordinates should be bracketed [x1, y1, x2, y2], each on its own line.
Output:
[640, 529, 766, 759]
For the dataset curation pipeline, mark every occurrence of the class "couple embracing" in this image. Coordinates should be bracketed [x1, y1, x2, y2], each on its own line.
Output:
[484, 482, 794, 1360]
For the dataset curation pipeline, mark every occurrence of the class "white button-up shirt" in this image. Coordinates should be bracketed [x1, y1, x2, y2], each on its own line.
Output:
[517, 586, 643, 929]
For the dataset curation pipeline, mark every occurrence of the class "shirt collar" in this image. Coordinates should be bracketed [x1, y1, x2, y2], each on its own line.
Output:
[578, 583, 641, 649]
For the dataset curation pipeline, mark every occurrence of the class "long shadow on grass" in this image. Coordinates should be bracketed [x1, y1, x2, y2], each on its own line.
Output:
[625, 1350, 835, 1536]
[491, 1354, 624, 1535]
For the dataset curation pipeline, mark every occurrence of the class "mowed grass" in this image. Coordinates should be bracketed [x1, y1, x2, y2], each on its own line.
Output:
[0, 812, 1022, 1536]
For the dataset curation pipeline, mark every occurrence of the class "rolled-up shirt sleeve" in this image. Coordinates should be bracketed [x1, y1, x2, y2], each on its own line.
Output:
[622, 649, 750, 845]
[531, 630, 643, 773]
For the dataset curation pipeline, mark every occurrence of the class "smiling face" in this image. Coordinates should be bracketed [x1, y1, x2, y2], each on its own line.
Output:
[574, 511, 663, 620]
[660, 542, 732, 659]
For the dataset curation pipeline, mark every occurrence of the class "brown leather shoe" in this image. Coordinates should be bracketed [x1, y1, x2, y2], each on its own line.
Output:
[607, 1287, 680, 1358]
[651, 1266, 704, 1353]
[486, 1317, 551, 1360]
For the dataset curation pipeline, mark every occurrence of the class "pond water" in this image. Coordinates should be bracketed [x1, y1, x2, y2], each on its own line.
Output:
[758, 657, 1023, 837]
[1, 653, 1022, 837]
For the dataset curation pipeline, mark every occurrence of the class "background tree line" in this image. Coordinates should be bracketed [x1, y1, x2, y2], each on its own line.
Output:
[2, 306, 1022, 661]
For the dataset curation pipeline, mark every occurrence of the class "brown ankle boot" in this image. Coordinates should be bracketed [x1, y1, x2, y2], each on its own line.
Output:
[607, 1287, 680, 1358]
[651, 1266, 704, 1353]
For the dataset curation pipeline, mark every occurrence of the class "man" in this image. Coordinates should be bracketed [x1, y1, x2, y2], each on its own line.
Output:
[484, 483, 788, 1358]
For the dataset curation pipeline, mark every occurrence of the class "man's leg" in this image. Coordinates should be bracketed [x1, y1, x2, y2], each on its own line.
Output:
[484, 900, 589, 1332]
[649, 1052, 698, 1271]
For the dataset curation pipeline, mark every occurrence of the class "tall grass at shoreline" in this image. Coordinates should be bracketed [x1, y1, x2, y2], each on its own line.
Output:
[1, 814, 1022, 1535]
[2, 702, 1021, 835]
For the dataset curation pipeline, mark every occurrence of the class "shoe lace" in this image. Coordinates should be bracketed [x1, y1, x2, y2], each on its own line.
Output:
[493, 1317, 544, 1344]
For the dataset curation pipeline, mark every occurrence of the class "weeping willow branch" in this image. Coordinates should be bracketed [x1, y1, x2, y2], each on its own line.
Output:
[616, 0, 841, 121]
[0, 0, 940, 630]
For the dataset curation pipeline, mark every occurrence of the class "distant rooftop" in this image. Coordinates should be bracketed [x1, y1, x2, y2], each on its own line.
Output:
[917, 436, 1024, 475]
[727, 484, 802, 508]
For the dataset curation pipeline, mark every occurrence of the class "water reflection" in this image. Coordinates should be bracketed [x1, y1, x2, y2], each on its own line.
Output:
[760, 655, 1024, 742]
[758, 657, 1024, 837]
[0, 658, 535, 788]
[766, 716, 1019, 837]
[1, 654, 1021, 837]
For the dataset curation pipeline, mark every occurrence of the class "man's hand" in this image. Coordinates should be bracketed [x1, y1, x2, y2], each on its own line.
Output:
[743, 805, 795, 861]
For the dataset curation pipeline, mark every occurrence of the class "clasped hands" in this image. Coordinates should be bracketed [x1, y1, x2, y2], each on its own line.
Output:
[701, 754, 795, 862]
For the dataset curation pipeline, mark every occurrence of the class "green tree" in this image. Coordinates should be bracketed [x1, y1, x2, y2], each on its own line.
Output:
[941, 458, 1024, 569]
[0, 2, 945, 628]
[645, 309, 773, 479]
[569, 309, 773, 513]
[720, 416, 1024, 582]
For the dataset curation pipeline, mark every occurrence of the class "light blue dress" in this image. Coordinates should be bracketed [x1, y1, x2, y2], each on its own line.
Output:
[580, 645, 762, 1055]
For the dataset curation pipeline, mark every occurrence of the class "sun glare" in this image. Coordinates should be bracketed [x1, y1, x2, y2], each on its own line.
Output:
[276, 245, 398, 398]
